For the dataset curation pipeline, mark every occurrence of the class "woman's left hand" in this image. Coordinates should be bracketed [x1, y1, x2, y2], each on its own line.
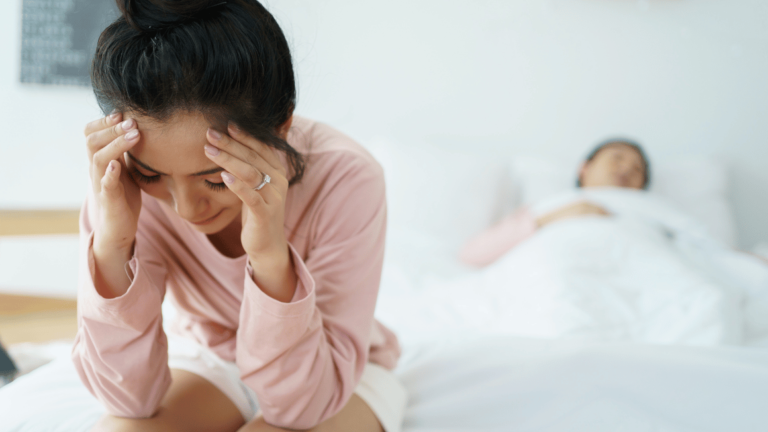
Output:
[204, 125, 296, 302]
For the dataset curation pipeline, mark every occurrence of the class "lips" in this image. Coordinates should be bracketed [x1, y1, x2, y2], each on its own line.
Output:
[190, 209, 223, 225]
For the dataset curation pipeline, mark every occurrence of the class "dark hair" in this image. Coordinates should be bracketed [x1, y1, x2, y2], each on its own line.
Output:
[577, 138, 651, 189]
[92, 0, 304, 184]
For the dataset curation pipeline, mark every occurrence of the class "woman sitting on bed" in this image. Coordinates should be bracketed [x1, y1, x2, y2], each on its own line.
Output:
[460, 139, 650, 268]
[73, 1, 405, 431]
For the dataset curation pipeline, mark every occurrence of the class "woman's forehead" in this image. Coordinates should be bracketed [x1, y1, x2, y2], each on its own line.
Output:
[598, 143, 643, 162]
[126, 111, 215, 174]
[128, 111, 211, 135]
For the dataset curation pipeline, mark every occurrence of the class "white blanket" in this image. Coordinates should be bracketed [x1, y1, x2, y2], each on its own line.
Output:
[376, 189, 768, 347]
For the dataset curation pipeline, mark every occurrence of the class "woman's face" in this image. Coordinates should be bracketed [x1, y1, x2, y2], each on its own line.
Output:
[122, 111, 243, 235]
[579, 144, 646, 189]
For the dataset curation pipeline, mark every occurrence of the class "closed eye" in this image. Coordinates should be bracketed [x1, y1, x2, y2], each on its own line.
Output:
[204, 180, 227, 192]
[131, 168, 227, 192]
[131, 168, 160, 184]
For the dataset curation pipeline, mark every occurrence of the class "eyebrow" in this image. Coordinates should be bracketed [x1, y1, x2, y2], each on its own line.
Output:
[126, 152, 224, 177]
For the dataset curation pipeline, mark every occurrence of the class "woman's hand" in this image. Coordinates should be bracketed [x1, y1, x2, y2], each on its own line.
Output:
[536, 201, 609, 228]
[84, 112, 143, 298]
[204, 125, 297, 302]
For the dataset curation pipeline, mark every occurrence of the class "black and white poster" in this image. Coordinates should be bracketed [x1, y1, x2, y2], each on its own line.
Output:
[21, 0, 118, 87]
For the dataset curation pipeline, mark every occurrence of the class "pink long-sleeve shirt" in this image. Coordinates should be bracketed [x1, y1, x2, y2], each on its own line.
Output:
[71, 116, 401, 429]
[459, 207, 537, 268]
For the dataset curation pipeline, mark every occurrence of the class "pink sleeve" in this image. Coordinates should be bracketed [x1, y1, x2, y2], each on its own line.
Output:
[71, 194, 171, 418]
[459, 207, 537, 268]
[235, 161, 389, 429]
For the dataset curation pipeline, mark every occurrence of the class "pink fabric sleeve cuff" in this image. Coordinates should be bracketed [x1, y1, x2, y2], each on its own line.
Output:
[244, 243, 317, 317]
[79, 233, 165, 329]
[81, 232, 143, 310]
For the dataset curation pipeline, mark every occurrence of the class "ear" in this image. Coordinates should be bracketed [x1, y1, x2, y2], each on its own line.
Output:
[577, 161, 588, 187]
[277, 114, 294, 140]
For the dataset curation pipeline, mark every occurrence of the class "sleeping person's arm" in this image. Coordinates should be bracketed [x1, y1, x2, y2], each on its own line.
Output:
[460, 201, 610, 268]
[459, 207, 538, 268]
[534, 201, 609, 228]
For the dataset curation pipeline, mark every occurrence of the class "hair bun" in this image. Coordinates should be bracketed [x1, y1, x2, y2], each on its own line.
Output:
[117, 0, 228, 32]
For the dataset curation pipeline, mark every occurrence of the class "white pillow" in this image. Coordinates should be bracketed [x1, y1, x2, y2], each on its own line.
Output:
[509, 155, 738, 246]
[366, 137, 510, 256]
[652, 159, 737, 246]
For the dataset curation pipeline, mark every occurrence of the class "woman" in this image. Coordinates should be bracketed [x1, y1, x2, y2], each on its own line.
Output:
[73, 1, 406, 431]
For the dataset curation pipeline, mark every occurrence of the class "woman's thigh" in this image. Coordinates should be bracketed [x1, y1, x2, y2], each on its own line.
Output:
[238, 393, 383, 432]
[91, 369, 245, 432]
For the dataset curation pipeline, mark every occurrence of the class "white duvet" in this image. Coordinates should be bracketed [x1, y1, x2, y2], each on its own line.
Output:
[376, 188, 768, 347]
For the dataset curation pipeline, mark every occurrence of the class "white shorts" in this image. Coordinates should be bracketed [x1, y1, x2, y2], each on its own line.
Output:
[167, 334, 408, 432]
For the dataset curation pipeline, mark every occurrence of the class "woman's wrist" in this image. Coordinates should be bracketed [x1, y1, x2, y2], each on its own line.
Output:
[248, 243, 297, 303]
[92, 240, 135, 299]
[93, 228, 136, 255]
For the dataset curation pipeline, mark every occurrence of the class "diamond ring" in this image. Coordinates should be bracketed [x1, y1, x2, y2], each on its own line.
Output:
[254, 173, 271, 191]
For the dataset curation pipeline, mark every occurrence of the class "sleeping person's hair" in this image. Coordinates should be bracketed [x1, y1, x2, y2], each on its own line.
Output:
[92, 0, 304, 184]
[576, 138, 651, 189]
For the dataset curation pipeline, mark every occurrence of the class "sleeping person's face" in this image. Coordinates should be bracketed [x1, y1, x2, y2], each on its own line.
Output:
[579, 144, 646, 189]
[122, 111, 243, 235]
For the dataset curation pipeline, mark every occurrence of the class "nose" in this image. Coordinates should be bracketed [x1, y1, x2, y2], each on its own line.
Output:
[172, 185, 206, 222]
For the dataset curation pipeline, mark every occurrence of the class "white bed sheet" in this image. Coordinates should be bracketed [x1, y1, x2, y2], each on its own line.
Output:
[397, 335, 768, 431]
[2, 336, 767, 432]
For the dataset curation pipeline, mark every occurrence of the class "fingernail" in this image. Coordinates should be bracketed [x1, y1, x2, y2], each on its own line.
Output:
[107, 161, 115, 172]
[125, 130, 139, 141]
[208, 128, 222, 140]
[228, 123, 240, 134]
[221, 172, 235, 185]
[109, 112, 120, 122]
[121, 119, 135, 131]
[204, 145, 220, 156]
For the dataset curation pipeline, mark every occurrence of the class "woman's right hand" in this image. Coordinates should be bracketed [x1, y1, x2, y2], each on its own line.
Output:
[535, 201, 609, 228]
[84, 112, 143, 297]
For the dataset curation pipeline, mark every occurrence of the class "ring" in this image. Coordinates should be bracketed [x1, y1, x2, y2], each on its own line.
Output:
[254, 173, 271, 191]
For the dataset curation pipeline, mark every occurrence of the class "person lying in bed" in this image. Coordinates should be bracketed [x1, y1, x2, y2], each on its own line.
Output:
[460, 139, 650, 267]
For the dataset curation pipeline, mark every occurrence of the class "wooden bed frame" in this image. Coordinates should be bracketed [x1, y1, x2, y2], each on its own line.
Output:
[0, 210, 80, 345]
[0, 210, 80, 236]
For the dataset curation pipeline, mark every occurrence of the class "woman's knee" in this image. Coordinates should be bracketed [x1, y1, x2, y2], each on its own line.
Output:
[238, 394, 382, 432]
[92, 369, 244, 432]
[91, 412, 182, 432]
[309, 394, 383, 432]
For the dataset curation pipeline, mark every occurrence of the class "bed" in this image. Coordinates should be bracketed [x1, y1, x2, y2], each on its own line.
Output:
[2, 335, 768, 431]
[1, 138, 767, 431]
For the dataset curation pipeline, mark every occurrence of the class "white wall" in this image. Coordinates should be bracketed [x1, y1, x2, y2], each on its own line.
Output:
[0, 0, 99, 208]
[1, 0, 766, 248]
